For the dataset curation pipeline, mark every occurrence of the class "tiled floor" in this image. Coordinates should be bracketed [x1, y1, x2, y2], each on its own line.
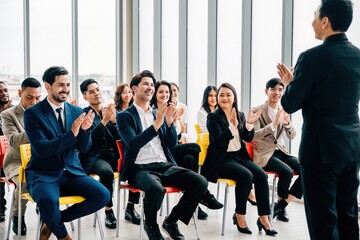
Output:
[0, 181, 339, 240]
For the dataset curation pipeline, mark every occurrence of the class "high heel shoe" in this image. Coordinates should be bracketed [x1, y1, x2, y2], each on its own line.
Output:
[247, 198, 257, 206]
[232, 213, 252, 234]
[256, 218, 277, 236]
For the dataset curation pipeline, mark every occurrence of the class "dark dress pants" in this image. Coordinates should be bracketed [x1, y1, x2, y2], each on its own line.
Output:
[301, 161, 360, 240]
[170, 143, 200, 172]
[0, 168, 6, 214]
[218, 150, 270, 216]
[263, 150, 302, 199]
[130, 162, 207, 226]
[28, 171, 110, 238]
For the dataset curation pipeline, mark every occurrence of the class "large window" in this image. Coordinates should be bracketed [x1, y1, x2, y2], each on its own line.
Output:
[0, 1, 24, 103]
[251, 0, 282, 108]
[217, 0, 242, 94]
[139, 0, 154, 72]
[30, 0, 72, 78]
[78, 0, 115, 106]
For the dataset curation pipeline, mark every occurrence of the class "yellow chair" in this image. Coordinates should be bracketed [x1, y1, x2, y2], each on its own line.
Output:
[194, 124, 201, 135]
[197, 133, 236, 235]
[18, 144, 105, 240]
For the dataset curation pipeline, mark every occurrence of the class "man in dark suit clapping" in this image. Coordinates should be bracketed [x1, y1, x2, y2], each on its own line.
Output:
[277, 1, 360, 239]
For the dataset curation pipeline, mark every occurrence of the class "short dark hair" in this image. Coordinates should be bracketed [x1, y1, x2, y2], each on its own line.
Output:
[130, 70, 156, 89]
[320, 0, 353, 32]
[0, 81, 7, 86]
[266, 78, 284, 89]
[42, 66, 69, 85]
[150, 80, 173, 108]
[80, 79, 98, 94]
[21, 77, 41, 90]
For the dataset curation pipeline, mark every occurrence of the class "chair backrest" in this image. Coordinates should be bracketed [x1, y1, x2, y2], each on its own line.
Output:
[197, 133, 209, 166]
[194, 124, 201, 135]
[19, 144, 31, 169]
[0, 135, 9, 168]
[116, 140, 124, 175]
[246, 142, 254, 159]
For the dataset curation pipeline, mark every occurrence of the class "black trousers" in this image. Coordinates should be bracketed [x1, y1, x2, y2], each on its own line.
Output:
[301, 161, 360, 240]
[0, 168, 6, 213]
[129, 162, 207, 226]
[170, 143, 200, 172]
[218, 150, 270, 216]
[263, 150, 302, 199]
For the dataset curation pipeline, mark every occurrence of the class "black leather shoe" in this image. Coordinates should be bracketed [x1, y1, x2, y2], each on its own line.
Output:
[144, 223, 164, 240]
[199, 192, 223, 210]
[125, 207, 140, 225]
[232, 213, 252, 234]
[105, 209, 117, 229]
[277, 208, 289, 222]
[0, 211, 5, 222]
[197, 207, 208, 220]
[162, 218, 185, 240]
[257, 218, 277, 236]
[12, 216, 27, 235]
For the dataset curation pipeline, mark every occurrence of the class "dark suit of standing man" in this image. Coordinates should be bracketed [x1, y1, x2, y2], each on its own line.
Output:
[1, 77, 42, 235]
[24, 66, 110, 240]
[117, 70, 207, 240]
[278, 1, 360, 239]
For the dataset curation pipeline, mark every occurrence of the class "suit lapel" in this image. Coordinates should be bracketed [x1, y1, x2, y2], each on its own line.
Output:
[41, 99, 62, 135]
[15, 104, 25, 129]
[129, 105, 143, 133]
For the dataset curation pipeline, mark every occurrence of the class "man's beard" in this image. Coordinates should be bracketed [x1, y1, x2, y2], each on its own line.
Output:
[52, 92, 69, 103]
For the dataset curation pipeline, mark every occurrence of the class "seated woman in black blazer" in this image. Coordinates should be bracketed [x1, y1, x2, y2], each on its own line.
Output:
[201, 82, 277, 236]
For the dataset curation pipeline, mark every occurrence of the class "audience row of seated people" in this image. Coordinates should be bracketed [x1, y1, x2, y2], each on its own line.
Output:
[0, 66, 301, 240]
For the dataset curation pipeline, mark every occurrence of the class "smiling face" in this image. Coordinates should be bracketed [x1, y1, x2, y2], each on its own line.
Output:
[45, 75, 70, 106]
[265, 83, 284, 106]
[208, 89, 217, 109]
[133, 77, 154, 104]
[83, 82, 103, 106]
[218, 86, 235, 111]
[0, 83, 9, 105]
[156, 84, 171, 106]
[121, 85, 133, 104]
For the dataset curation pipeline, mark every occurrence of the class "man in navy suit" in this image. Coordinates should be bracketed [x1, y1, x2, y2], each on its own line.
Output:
[117, 70, 207, 240]
[278, 1, 360, 239]
[24, 66, 110, 240]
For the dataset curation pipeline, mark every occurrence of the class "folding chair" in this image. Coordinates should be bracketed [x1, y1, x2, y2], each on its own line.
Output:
[115, 140, 200, 240]
[197, 133, 236, 235]
[18, 144, 105, 240]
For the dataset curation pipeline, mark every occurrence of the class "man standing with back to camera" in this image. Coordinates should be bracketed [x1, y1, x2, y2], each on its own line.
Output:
[277, 0, 360, 239]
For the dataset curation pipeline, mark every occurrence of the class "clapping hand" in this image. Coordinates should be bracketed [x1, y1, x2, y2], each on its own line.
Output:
[277, 63, 294, 86]
[247, 109, 262, 124]
[230, 108, 238, 127]
[71, 110, 95, 136]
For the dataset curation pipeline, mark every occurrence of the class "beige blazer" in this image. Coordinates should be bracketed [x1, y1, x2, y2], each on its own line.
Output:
[252, 102, 296, 167]
[0, 104, 29, 180]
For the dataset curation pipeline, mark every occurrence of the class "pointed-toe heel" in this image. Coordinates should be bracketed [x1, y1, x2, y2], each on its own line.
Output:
[256, 218, 277, 236]
[232, 213, 252, 234]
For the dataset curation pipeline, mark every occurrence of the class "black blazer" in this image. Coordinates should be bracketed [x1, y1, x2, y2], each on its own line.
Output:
[24, 99, 91, 184]
[116, 104, 178, 181]
[281, 33, 360, 165]
[79, 106, 120, 174]
[202, 108, 254, 183]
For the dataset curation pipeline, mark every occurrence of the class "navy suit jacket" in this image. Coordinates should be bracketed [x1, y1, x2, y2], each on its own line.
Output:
[116, 104, 178, 181]
[24, 98, 91, 184]
[202, 108, 254, 183]
[79, 106, 120, 174]
[281, 33, 360, 165]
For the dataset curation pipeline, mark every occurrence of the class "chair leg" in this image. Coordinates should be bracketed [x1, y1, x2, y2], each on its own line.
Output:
[77, 218, 81, 240]
[5, 190, 14, 240]
[139, 192, 145, 240]
[36, 217, 41, 240]
[116, 186, 121, 237]
[93, 212, 97, 227]
[216, 182, 220, 200]
[270, 175, 277, 225]
[18, 184, 22, 239]
[96, 212, 105, 240]
[192, 212, 200, 240]
[221, 184, 229, 235]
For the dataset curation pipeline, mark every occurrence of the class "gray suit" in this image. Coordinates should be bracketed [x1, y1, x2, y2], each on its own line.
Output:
[0, 104, 29, 216]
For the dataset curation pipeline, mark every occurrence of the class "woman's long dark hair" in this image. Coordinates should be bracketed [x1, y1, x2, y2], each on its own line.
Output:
[150, 80, 173, 109]
[114, 83, 133, 111]
[201, 86, 217, 113]
[217, 82, 244, 127]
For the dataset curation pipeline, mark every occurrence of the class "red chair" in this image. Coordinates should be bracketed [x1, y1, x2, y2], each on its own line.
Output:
[0, 136, 17, 240]
[115, 140, 199, 240]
